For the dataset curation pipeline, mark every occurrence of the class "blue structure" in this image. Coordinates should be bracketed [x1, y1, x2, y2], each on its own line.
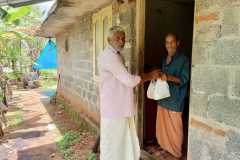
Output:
[33, 40, 57, 70]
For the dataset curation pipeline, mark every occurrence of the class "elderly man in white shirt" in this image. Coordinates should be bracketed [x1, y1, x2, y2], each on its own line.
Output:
[99, 26, 160, 160]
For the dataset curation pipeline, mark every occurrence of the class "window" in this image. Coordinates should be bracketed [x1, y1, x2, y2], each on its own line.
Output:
[65, 37, 69, 52]
[92, 6, 112, 79]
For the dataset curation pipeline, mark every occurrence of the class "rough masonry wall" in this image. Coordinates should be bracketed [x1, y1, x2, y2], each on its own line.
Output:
[188, 0, 240, 159]
[56, 13, 100, 123]
[56, 1, 137, 124]
[112, 1, 137, 73]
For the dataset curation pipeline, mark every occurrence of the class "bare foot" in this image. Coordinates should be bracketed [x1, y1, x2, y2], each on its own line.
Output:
[152, 147, 167, 157]
[162, 151, 181, 160]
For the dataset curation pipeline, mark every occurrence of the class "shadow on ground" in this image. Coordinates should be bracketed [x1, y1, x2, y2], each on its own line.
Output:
[17, 143, 60, 160]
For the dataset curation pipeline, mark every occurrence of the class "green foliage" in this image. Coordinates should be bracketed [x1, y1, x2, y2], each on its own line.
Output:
[0, 88, 3, 101]
[8, 113, 23, 127]
[56, 97, 99, 136]
[39, 70, 57, 89]
[3, 6, 31, 25]
[0, 31, 23, 39]
[4, 71, 23, 80]
[0, 5, 47, 73]
[87, 152, 97, 160]
[40, 79, 57, 89]
[57, 131, 82, 160]
[55, 98, 100, 159]
[61, 149, 75, 160]
[40, 69, 57, 78]
[0, 7, 7, 19]
[6, 106, 23, 127]
[57, 131, 81, 150]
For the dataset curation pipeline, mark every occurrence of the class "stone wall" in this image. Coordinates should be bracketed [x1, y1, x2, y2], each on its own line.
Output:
[56, 1, 137, 124]
[188, 0, 240, 159]
[56, 13, 100, 123]
[112, 1, 137, 73]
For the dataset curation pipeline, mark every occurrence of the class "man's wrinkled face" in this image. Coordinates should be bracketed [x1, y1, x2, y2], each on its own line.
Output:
[108, 31, 125, 52]
[165, 35, 179, 56]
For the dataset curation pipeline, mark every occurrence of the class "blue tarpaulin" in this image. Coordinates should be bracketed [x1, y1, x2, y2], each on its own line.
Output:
[32, 40, 57, 70]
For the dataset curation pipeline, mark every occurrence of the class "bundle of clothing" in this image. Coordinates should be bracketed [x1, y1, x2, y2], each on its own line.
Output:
[22, 72, 40, 89]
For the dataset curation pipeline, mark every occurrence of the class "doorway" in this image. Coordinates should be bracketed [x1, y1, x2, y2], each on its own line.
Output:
[143, 0, 194, 158]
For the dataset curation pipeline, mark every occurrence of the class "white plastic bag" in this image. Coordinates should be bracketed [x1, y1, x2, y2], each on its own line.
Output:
[147, 80, 155, 99]
[147, 79, 170, 100]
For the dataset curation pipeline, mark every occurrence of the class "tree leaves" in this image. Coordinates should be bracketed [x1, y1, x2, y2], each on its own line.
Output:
[3, 6, 31, 25]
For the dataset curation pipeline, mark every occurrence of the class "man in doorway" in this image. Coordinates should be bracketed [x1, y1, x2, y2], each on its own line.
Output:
[156, 33, 190, 159]
[99, 26, 161, 160]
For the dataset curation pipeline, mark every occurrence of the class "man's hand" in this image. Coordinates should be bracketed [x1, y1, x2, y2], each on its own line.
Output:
[161, 73, 181, 84]
[160, 72, 167, 81]
[139, 69, 161, 85]
[149, 69, 161, 80]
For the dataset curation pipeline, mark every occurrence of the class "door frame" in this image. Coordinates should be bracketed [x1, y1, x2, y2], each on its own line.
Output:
[135, 0, 194, 147]
[135, 0, 146, 147]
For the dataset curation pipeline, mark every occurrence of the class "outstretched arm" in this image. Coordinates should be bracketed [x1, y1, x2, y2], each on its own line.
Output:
[139, 70, 161, 85]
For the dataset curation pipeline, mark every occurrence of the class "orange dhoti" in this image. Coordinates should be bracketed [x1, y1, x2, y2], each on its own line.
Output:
[156, 105, 183, 158]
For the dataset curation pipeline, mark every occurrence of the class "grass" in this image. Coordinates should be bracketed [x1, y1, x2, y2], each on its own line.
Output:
[57, 131, 82, 160]
[58, 131, 81, 150]
[6, 106, 23, 128]
[86, 152, 97, 160]
[40, 79, 57, 89]
[54, 97, 99, 160]
[56, 97, 99, 136]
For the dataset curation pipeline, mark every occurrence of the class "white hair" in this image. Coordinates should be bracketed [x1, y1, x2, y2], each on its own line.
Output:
[107, 26, 125, 38]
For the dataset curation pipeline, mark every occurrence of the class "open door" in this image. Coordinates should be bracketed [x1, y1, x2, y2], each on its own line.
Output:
[143, 0, 194, 158]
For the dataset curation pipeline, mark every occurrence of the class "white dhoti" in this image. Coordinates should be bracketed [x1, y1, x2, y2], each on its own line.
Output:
[100, 117, 140, 160]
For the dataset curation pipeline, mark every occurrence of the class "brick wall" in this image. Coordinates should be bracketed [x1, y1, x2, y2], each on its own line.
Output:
[188, 0, 240, 159]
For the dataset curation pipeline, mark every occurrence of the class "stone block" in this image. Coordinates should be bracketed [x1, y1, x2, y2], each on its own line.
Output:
[192, 41, 213, 65]
[76, 71, 92, 80]
[64, 75, 74, 83]
[221, 25, 239, 37]
[194, 23, 221, 42]
[76, 81, 87, 90]
[221, 8, 239, 37]
[196, 0, 215, 11]
[208, 95, 240, 128]
[119, 8, 134, 26]
[224, 130, 240, 160]
[218, 0, 240, 8]
[191, 66, 229, 95]
[188, 127, 226, 160]
[195, 0, 239, 10]
[189, 92, 208, 118]
[212, 39, 240, 65]
[125, 25, 134, 41]
[75, 61, 91, 70]
[223, 8, 238, 25]
[232, 70, 240, 97]
[62, 80, 72, 89]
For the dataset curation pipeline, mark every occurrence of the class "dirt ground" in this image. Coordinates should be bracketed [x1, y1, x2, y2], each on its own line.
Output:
[0, 89, 97, 160]
[0, 87, 187, 160]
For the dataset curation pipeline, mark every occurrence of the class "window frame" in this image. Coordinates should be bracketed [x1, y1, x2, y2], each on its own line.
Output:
[92, 5, 112, 80]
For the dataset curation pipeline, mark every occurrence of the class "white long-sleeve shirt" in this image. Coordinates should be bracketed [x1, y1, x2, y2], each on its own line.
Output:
[99, 45, 141, 118]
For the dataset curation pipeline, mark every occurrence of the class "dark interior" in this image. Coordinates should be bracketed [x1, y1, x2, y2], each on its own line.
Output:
[143, 0, 195, 156]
